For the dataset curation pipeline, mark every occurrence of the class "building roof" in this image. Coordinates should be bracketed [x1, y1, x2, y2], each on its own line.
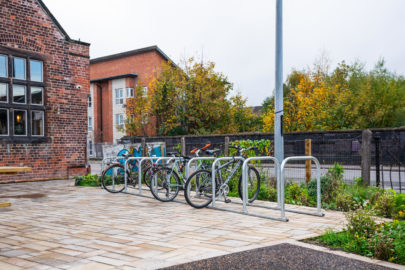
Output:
[90, 73, 138, 83]
[36, 0, 90, 46]
[250, 106, 263, 115]
[90, 45, 172, 64]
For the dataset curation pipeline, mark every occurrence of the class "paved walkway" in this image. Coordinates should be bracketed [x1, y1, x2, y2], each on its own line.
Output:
[0, 180, 399, 270]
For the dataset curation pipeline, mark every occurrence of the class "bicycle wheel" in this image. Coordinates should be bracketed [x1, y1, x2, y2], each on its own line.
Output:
[142, 166, 153, 188]
[150, 167, 181, 202]
[185, 169, 216, 209]
[238, 165, 260, 203]
[101, 163, 126, 193]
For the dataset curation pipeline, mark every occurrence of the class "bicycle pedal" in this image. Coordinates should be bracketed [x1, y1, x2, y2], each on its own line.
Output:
[225, 199, 232, 203]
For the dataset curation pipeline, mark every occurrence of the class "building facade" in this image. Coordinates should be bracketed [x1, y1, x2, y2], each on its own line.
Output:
[88, 46, 170, 157]
[0, 0, 90, 182]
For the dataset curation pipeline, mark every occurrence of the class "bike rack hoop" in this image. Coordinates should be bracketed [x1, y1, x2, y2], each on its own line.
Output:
[211, 157, 245, 208]
[124, 157, 181, 194]
[280, 156, 324, 217]
[241, 157, 287, 221]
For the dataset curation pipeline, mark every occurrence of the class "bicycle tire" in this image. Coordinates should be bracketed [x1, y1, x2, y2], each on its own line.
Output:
[184, 169, 218, 209]
[149, 167, 181, 202]
[142, 166, 153, 188]
[238, 165, 261, 203]
[101, 163, 127, 193]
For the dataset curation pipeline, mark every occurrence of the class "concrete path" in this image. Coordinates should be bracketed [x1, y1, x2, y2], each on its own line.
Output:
[0, 180, 399, 270]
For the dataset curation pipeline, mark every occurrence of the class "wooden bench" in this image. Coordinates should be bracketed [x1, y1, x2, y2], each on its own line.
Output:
[0, 167, 32, 207]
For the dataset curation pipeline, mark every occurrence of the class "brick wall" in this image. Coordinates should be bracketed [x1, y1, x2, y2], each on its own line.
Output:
[0, 0, 90, 183]
[90, 49, 167, 142]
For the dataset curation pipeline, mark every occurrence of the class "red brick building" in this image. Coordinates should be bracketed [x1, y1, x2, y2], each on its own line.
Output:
[0, 0, 90, 182]
[88, 46, 170, 156]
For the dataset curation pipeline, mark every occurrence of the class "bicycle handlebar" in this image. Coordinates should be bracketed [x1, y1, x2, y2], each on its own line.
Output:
[190, 143, 211, 154]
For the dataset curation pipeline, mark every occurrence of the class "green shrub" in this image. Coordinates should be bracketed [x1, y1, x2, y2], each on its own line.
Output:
[74, 174, 100, 187]
[392, 191, 405, 220]
[374, 191, 395, 218]
[369, 232, 394, 261]
[345, 209, 377, 238]
[307, 163, 344, 204]
[336, 193, 356, 211]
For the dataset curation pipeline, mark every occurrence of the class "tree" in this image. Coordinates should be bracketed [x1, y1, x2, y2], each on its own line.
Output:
[124, 83, 153, 136]
[262, 59, 405, 133]
[230, 93, 262, 133]
[148, 58, 236, 135]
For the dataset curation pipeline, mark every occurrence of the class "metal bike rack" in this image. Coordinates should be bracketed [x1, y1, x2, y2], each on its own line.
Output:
[101, 156, 123, 171]
[280, 156, 324, 217]
[241, 157, 287, 221]
[211, 157, 244, 207]
[185, 157, 216, 178]
[124, 157, 179, 194]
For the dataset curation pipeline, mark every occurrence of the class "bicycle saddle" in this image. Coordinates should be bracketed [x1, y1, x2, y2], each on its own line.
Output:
[205, 149, 220, 155]
[166, 152, 178, 157]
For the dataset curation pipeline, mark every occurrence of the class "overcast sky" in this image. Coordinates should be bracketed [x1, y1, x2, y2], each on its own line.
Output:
[42, 0, 405, 106]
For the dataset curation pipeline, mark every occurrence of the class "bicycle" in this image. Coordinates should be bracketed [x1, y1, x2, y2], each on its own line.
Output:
[101, 152, 141, 193]
[184, 146, 260, 209]
[149, 144, 219, 202]
[101, 145, 159, 193]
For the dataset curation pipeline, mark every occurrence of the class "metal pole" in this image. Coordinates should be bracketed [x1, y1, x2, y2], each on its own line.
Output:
[274, 0, 284, 164]
[275, 0, 284, 206]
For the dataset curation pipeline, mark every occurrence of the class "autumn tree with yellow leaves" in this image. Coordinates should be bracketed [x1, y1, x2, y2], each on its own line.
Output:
[125, 58, 261, 136]
[263, 60, 405, 132]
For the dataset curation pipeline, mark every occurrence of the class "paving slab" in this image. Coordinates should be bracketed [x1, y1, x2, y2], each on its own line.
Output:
[0, 180, 393, 270]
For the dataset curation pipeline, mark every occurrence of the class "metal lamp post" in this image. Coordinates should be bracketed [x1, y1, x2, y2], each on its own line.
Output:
[274, 0, 284, 163]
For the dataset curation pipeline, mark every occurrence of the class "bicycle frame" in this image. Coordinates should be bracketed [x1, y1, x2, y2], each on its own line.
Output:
[215, 158, 243, 188]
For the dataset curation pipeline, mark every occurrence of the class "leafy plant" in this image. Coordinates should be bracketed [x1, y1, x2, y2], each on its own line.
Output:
[345, 209, 377, 238]
[374, 191, 395, 218]
[74, 174, 100, 187]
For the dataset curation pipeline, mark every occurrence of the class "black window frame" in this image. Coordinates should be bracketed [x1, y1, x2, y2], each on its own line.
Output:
[0, 47, 50, 143]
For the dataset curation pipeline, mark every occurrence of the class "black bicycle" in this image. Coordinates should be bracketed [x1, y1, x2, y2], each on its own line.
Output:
[184, 146, 260, 209]
[149, 145, 219, 202]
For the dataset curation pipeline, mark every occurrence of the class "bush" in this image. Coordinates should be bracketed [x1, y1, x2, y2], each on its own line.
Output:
[369, 232, 394, 261]
[307, 163, 344, 204]
[74, 174, 100, 187]
[392, 192, 405, 220]
[374, 191, 395, 218]
[313, 220, 405, 265]
[336, 193, 356, 211]
[345, 209, 377, 238]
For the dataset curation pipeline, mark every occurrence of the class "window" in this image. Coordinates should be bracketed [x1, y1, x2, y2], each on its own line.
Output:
[126, 88, 134, 98]
[30, 60, 43, 82]
[0, 83, 7, 103]
[88, 95, 92, 107]
[0, 53, 45, 139]
[0, 109, 8, 135]
[13, 85, 26, 104]
[88, 116, 93, 131]
[115, 114, 124, 129]
[0, 55, 7, 77]
[115, 88, 123, 104]
[89, 140, 93, 156]
[142, 86, 148, 97]
[31, 111, 44, 136]
[31, 87, 43, 105]
[141, 115, 148, 125]
[14, 110, 27, 136]
[13, 57, 26, 80]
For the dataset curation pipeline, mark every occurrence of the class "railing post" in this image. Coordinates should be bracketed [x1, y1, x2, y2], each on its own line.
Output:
[305, 139, 312, 183]
[361, 129, 372, 186]
[374, 136, 381, 187]
[141, 138, 146, 156]
[224, 136, 229, 156]
[181, 137, 186, 156]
